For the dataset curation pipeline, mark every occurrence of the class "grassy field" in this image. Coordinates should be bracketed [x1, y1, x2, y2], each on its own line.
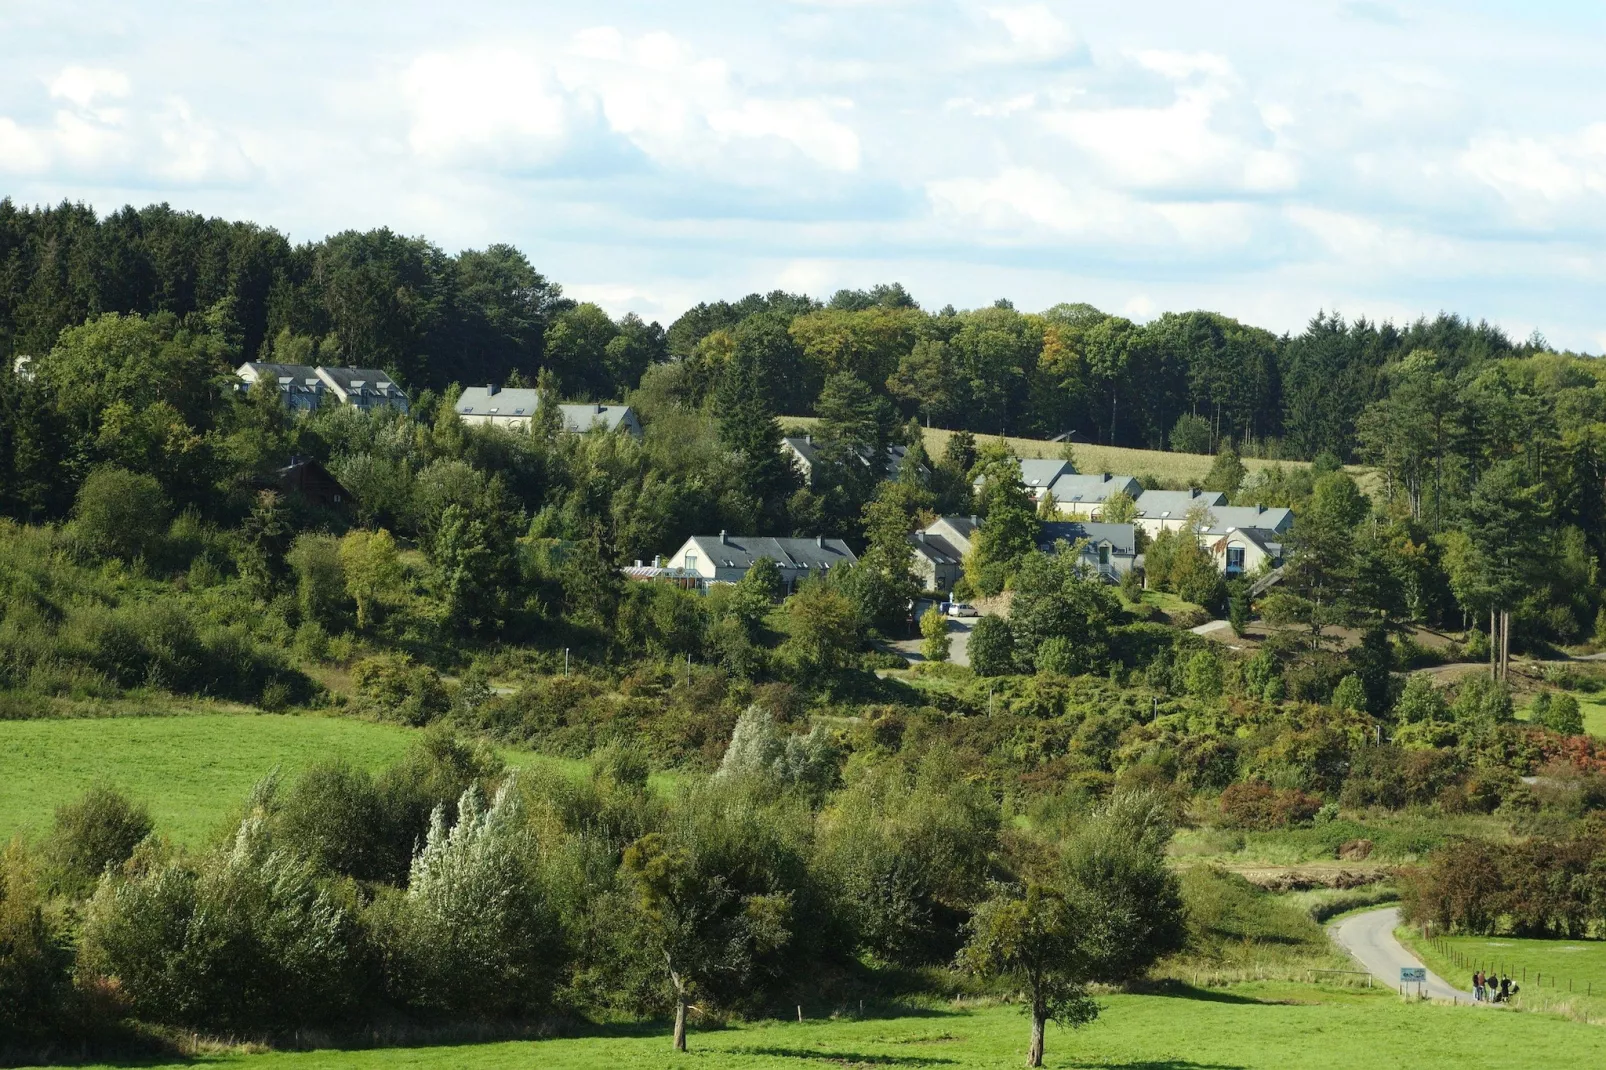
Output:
[38, 985, 1606, 1069]
[781, 417, 1373, 490]
[0, 713, 607, 847]
[1581, 695, 1606, 739]
[1403, 929, 1606, 1022]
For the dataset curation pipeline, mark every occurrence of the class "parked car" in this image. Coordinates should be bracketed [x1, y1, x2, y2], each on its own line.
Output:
[946, 602, 978, 618]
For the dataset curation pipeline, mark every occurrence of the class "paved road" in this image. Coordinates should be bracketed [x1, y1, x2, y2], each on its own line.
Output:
[1328, 906, 1472, 1000]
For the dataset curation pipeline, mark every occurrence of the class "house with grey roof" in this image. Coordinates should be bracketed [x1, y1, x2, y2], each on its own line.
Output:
[1044, 472, 1143, 518]
[454, 386, 642, 438]
[1206, 526, 1286, 577]
[908, 514, 1136, 587]
[1040, 520, 1139, 580]
[972, 459, 1077, 505]
[783, 435, 924, 487]
[663, 532, 857, 592]
[235, 362, 409, 413]
[1194, 504, 1294, 536]
[1131, 488, 1227, 537]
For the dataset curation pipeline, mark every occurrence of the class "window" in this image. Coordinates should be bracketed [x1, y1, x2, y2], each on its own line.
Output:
[1098, 544, 1111, 566]
[685, 554, 698, 573]
[1227, 545, 1245, 572]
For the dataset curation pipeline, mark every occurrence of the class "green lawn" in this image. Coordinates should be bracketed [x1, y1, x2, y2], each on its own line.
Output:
[1403, 930, 1606, 1015]
[37, 985, 1606, 1069]
[0, 713, 609, 847]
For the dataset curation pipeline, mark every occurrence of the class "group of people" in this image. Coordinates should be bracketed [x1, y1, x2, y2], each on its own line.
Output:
[1473, 970, 1518, 1003]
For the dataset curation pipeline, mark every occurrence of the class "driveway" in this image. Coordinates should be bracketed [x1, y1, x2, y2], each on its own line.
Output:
[1328, 906, 1472, 1000]
[886, 601, 976, 668]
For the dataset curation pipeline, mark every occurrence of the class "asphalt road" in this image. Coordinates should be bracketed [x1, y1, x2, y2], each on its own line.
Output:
[1328, 906, 1472, 1000]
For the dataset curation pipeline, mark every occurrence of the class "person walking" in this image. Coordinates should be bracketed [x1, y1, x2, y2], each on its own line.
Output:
[1500, 976, 1511, 1002]
[1473, 970, 1484, 1001]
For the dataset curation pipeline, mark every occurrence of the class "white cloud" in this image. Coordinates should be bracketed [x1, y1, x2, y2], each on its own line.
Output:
[925, 167, 1254, 248]
[0, 66, 252, 184]
[48, 66, 130, 110]
[981, 4, 1081, 63]
[1460, 125, 1606, 225]
[399, 28, 860, 175]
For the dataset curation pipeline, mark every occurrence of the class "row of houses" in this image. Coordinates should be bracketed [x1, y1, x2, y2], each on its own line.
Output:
[237, 362, 411, 413]
[640, 497, 1289, 598]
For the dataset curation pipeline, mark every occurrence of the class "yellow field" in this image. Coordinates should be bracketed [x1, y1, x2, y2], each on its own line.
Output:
[782, 418, 1373, 489]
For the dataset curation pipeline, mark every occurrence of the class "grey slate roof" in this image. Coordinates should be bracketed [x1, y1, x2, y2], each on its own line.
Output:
[1046, 472, 1142, 505]
[685, 535, 857, 572]
[317, 365, 404, 396]
[1132, 488, 1226, 518]
[1197, 505, 1294, 534]
[240, 361, 321, 383]
[1040, 521, 1138, 555]
[783, 436, 922, 480]
[455, 386, 639, 434]
[909, 530, 967, 565]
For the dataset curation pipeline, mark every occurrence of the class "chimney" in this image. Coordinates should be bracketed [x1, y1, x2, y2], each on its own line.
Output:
[805, 433, 813, 445]
[487, 384, 499, 396]
[1102, 472, 1111, 482]
[917, 530, 927, 542]
[816, 535, 824, 548]
[634, 559, 643, 568]
[1258, 503, 1266, 514]
[970, 514, 979, 526]
[654, 554, 664, 567]
[1191, 488, 1199, 498]
[596, 403, 605, 414]
[719, 530, 728, 544]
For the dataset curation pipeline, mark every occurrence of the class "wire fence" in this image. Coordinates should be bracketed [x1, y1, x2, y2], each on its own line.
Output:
[1427, 935, 1596, 1000]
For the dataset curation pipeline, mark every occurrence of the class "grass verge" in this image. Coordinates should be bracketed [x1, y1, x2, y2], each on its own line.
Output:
[1400, 927, 1606, 1024]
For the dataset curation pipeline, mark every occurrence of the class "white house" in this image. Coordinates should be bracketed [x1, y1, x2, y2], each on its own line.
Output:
[1039, 520, 1139, 580]
[1207, 526, 1286, 577]
[1043, 472, 1143, 519]
[974, 459, 1076, 505]
[454, 385, 643, 438]
[1130, 488, 1227, 538]
[663, 532, 857, 592]
[907, 514, 1137, 589]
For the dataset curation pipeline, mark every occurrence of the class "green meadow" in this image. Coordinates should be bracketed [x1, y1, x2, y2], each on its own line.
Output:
[0, 713, 601, 846]
[1403, 929, 1606, 1021]
[36, 985, 1606, 1070]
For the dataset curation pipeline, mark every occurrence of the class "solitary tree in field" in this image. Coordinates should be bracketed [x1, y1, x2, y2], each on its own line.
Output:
[960, 883, 1098, 1067]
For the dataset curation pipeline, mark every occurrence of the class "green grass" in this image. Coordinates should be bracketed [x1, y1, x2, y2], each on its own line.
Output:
[1403, 929, 1606, 1021]
[1581, 696, 1606, 739]
[37, 986, 1606, 1069]
[0, 713, 636, 847]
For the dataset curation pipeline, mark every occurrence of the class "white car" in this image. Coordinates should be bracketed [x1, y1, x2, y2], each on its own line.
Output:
[946, 602, 978, 618]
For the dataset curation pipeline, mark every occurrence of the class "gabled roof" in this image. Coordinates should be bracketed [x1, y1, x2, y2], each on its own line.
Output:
[1040, 521, 1137, 555]
[455, 386, 638, 433]
[1046, 472, 1142, 504]
[1016, 458, 1078, 491]
[317, 366, 403, 395]
[908, 531, 967, 565]
[1197, 505, 1294, 533]
[239, 361, 321, 383]
[1210, 526, 1284, 554]
[782, 436, 923, 480]
[1132, 488, 1227, 518]
[682, 534, 858, 571]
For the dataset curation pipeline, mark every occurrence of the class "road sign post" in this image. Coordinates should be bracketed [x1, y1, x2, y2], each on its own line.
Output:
[1401, 967, 1427, 998]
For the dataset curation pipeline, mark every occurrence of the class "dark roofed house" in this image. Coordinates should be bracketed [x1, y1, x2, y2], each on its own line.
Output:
[1039, 520, 1138, 580]
[273, 457, 354, 511]
[236, 361, 329, 412]
[316, 366, 410, 413]
[908, 528, 968, 593]
[663, 532, 857, 592]
[783, 435, 926, 487]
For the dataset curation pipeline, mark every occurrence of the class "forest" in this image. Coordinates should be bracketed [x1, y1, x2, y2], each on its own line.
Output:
[3, 199, 1606, 1060]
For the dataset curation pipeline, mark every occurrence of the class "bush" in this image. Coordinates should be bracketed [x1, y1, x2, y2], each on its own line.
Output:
[81, 820, 364, 1033]
[371, 781, 558, 1018]
[714, 706, 839, 800]
[0, 841, 72, 1039]
[1219, 782, 1322, 830]
[73, 466, 170, 561]
[351, 654, 451, 726]
[1545, 692, 1583, 736]
[968, 615, 1015, 677]
[46, 786, 153, 899]
[1331, 674, 1366, 712]
[919, 606, 950, 663]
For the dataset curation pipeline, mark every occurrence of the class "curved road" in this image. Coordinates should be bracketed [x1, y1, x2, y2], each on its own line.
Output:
[1328, 906, 1473, 1001]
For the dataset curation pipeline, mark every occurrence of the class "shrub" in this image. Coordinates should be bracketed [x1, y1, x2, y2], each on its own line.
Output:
[73, 466, 170, 561]
[968, 615, 1015, 677]
[286, 533, 348, 631]
[1545, 693, 1583, 736]
[919, 606, 950, 663]
[1393, 674, 1448, 723]
[46, 786, 153, 899]
[351, 654, 450, 726]
[80, 820, 364, 1033]
[1331, 674, 1366, 712]
[372, 781, 558, 1018]
[714, 706, 839, 800]
[0, 840, 72, 1039]
[1219, 782, 1322, 830]
[1184, 650, 1223, 699]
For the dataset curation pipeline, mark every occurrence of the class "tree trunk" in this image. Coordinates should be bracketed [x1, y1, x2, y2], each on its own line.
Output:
[1028, 1005, 1046, 1067]
[673, 991, 688, 1052]
[1501, 609, 1511, 682]
[1490, 607, 1498, 683]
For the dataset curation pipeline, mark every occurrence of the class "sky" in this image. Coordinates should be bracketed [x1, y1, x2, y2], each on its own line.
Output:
[2, 0, 1604, 351]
